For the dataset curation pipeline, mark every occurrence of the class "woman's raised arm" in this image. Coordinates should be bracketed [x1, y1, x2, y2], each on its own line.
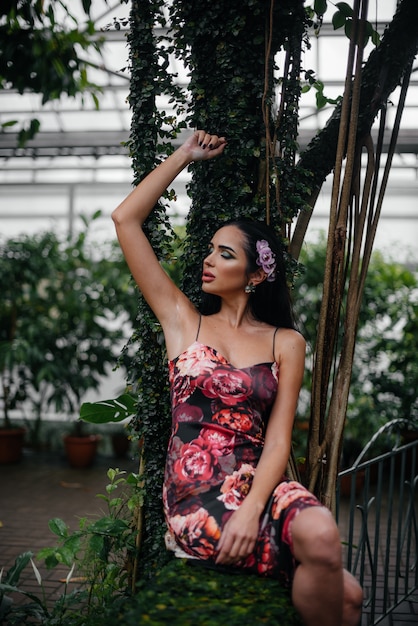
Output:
[112, 131, 226, 331]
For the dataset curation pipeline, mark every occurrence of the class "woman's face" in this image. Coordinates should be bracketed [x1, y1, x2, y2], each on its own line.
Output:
[201, 225, 249, 296]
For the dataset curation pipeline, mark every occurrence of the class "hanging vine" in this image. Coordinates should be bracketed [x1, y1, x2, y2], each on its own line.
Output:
[126, 0, 187, 577]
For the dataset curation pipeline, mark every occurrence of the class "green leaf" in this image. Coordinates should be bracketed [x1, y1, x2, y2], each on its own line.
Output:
[335, 2, 354, 17]
[89, 534, 106, 558]
[89, 517, 129, 535]
[109, 497, 124, 508]
[371, 29, 380, 46]
[58, 544, 80, 567]
[91, 92, 100, 111]
[332, 11, 346, 30]
[314, 0, 327, 16]
[344, 19, 353, 40]
[36, 548, 58, 567]
[2, 552, 33, 585]
[80, 393, 137, 424]
[81, 0, 92, 16]
[316, 91, 328, 109]
[1, 120, 18, 128]
[48, 517, 69, 539]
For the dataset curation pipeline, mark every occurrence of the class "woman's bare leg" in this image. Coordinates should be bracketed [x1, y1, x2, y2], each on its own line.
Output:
[290, 507, 363, 626]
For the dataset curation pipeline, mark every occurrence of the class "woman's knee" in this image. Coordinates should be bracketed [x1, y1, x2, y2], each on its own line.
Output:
[291, 507, 342, 568]
[343, 570, 363, 626]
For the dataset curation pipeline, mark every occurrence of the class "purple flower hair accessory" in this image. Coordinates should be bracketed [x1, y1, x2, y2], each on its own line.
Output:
[256, 239, 276, 282]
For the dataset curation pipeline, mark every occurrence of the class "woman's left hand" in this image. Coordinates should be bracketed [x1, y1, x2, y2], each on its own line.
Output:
[215, 504, 260, 565]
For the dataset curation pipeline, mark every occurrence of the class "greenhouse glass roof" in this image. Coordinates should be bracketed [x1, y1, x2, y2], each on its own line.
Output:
[0, 0, 417, 246]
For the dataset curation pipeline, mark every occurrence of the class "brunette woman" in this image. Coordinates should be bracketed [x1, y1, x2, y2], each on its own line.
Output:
[112, 130, 363, 626]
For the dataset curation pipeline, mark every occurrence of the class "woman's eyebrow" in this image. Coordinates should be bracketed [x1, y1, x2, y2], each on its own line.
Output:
[208, 241, 237, 254]
[219, 244, 236, 254]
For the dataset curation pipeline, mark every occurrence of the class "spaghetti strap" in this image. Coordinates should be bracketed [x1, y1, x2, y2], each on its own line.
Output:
[272, 327, 279, 363]
[195, 314, 202, 342]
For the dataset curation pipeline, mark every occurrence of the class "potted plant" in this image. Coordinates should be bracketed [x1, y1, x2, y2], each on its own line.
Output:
[0, 232, 60, 462]
[0, 215, 138, 463]
[110, 427, 132, 459]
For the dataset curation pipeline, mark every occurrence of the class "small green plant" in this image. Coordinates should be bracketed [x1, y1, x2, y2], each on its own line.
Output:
[0, 551, 84, 625]
[0, 468, 143, 625]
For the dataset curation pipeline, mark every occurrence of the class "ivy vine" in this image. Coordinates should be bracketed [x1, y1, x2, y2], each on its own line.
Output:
[126, 0, 186, 577]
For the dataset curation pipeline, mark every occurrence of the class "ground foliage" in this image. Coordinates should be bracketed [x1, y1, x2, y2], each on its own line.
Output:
[98, 558, 302, 625]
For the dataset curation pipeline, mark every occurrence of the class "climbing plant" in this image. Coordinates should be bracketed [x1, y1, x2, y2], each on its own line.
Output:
[125, 0, 187, 577]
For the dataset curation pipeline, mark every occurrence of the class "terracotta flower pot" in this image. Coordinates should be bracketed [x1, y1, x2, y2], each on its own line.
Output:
[111, 433, 131, 458]
[63, 434, 101, 468]
[0, 427, 26, 464]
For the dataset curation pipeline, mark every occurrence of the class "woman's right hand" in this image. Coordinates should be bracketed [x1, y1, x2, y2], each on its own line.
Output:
[180, 130, 227, 162]
[112, 129, 226, 358]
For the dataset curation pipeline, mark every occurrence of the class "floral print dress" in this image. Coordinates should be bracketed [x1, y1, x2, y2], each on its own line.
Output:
[163, 340, 321, 588]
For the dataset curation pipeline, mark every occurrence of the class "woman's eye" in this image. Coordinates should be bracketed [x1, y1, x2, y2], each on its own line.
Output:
[221, 251, 233, 259]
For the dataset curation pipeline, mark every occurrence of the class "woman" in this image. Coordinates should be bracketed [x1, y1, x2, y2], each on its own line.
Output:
[112, 130, 363, 626]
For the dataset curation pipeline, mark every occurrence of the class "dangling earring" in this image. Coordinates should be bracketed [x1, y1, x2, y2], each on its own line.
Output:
[244, 283, 256, 294]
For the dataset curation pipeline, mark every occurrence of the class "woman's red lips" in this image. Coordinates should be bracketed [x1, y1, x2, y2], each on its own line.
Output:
[202, 271, 215, 282]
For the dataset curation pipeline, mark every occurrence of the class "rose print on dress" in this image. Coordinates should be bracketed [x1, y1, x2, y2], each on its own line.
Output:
[217, 463, 255, 509]
[212, 405, 254, 433]
[172, 403, 204, 423]
[197, 366, 253, 406]
[169, 507, 221, 559]
[176, 342, 220, 378]
[174, 441, 216, 482]
[271, 481, 318, 521]
[249, 363, 279, 408]
[197, 426, 235, 457]
[173, 427, 236, 483]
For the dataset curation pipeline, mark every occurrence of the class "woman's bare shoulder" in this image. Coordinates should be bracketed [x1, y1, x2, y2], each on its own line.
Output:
[274, 327, 306, 358]
[275, 327, 305, 343]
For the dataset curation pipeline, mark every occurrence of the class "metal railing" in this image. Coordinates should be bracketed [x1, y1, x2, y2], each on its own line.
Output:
[336, 422, 418, 625]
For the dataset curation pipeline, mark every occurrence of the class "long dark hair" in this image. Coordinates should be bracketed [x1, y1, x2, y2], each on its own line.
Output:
[199, 219, 295, 329]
